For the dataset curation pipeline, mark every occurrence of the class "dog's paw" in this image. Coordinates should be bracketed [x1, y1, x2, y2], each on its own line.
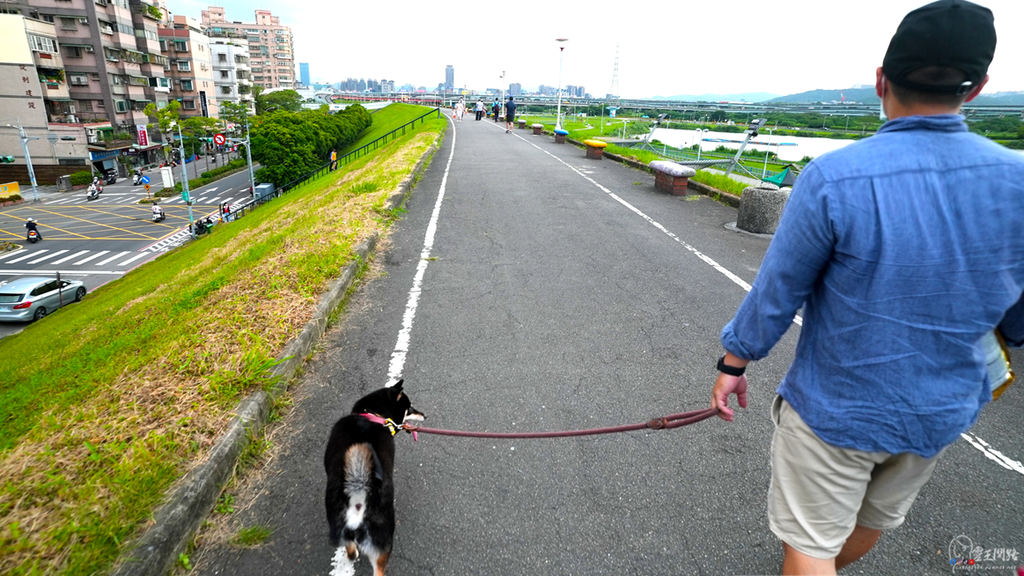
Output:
[331, 546, 356, 576]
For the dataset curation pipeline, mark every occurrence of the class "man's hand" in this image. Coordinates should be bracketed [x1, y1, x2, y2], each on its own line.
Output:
[711, 372, 748, 422]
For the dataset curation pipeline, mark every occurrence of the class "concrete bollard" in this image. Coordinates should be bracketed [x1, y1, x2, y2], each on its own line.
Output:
[736, 184, 791, 234]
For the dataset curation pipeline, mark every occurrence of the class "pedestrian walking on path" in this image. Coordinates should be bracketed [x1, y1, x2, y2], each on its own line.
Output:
[455, 99, 466, 122]
[505, 96, 517, 133]
[474, 99, 485, 121]
[492, 98, 501, 122]
[710, 1, 1024, 574]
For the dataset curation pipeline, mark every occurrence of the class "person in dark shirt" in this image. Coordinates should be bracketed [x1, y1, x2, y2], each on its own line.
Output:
[492, 98, 501, 123]
[505, 96, 517, 133]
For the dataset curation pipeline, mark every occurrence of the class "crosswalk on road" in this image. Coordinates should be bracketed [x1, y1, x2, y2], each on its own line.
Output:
[0, 248, 152, 269]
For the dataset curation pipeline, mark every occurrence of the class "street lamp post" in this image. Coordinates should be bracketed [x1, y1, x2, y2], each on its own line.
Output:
[173, 122, 195, 236]
[555, 38, 568, 130]
[762, 128, 775, 178]
[5, 120, 40, 202]
[696, 128, 709, 161]
[500, 71, 505, 118]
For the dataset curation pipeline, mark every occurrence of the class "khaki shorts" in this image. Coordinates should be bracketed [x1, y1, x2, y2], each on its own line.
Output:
[768, 395, 943, 559]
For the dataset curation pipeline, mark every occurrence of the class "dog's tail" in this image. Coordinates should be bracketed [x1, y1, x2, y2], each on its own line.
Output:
[342, 444, 377, 530]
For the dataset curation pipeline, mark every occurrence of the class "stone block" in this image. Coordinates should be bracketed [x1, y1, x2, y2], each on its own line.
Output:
[736, 184, 790, 234]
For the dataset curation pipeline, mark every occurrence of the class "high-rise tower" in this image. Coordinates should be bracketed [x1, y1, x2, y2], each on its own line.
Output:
[608, 44, 620, 99]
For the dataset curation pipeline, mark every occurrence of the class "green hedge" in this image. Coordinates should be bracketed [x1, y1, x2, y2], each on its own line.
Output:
[70, 171, 93, 186]
[199, 158, 247, 179]
[1, 194, 23, 203]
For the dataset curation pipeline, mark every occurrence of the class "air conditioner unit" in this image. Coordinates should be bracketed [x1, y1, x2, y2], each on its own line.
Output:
[85, 46, 94, 53]
[79, 17, 88, 23]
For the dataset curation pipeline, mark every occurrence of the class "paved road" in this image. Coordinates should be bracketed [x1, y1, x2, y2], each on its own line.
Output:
[193, 119, 1024, 575]
[0, 168, 255, 340]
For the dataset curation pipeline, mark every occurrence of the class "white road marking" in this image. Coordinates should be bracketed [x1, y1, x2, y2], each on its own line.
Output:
[96, 251, 129, 266]
[72, 251, 108, 266]
[119, 252, 150, 266]
[28, 250, 68, 264]
[7, 250, 45, 264]
[386, 114, 456, 386]
[196, 196, 209, 203]
[50, 250, 89, 265]
[961, 432, 1024, 476]
[0, 250, 24, 261]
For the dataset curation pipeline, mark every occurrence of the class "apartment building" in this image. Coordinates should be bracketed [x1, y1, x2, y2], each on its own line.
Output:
[0, 14, 90, 184]
[201, 6, 295, 91]
[0, 0, 173, 171]
[210, 40, 253, 114]
[159, 15, 218, 119]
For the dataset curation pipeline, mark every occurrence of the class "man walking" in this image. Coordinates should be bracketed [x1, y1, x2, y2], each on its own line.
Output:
[505, 96, 517, 133]
[710, 1, 1024, 575]
[492, 98, 501, 123]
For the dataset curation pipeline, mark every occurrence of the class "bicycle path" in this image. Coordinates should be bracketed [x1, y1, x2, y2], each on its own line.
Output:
[190, 113, 1024, 576]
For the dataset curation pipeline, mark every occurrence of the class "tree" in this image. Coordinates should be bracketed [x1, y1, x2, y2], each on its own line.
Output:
[143, 100, 181, 162]
[261, 89, 303, 113]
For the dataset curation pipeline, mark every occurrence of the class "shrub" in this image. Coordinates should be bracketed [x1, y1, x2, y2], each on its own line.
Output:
[1, 193, 23, 203]
[70, 171, 93, 186]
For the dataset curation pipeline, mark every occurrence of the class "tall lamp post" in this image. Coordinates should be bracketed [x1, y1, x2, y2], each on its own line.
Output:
[500, 71, 505, 118]
[555, 38, 568, 130]
[696, 128, 709, 161]
[5, 120, 40, 202]
[762, 128, 775, 178]
[172, 122, 195, 236]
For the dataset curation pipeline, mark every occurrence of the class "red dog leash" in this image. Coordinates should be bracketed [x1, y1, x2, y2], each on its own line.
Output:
[398, 407, 719, 440]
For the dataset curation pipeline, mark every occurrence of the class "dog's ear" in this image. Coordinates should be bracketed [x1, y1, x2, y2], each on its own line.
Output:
[391, 379, 404, 395]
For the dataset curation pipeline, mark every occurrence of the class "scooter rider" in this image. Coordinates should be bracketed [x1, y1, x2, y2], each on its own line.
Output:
[151, 204, 164, 220]
[25, 218, 42, 240]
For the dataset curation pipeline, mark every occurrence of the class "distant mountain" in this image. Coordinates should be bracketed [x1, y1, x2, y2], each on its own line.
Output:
[769, 87, 1024, 105]
[768, 88, 878, 104]
[648, 92, 779, 103]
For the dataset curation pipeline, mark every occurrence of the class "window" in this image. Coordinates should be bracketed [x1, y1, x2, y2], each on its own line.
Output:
[159, 39, 166, 51]
[97, 99, 105, 107]
[181, 79, 193, 91]
[79, 100, 93, 111]
[182, 100, 196, 110]
[173, 40, 187, 52]
[41, 14, 54, 22]
[218, 54, 227, 62]
[69, 74, 89, 86]
[114, 100, 129, 112]
[221, 86, 231, 95]
[59, 17, 77, 29]
[65, 45, 84, 58]
[176, 60, 191, 71]
[220, 70, 229, 79]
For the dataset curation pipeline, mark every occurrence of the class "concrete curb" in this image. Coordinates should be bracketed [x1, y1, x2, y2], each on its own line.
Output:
[565, 137, 741, 208]
[110, 137, 440, 576]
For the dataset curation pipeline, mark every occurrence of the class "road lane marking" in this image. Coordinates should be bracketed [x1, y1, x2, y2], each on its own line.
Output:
[7, 250, 44, 264]
[28, 250, 68, 264]
[96, 251, 129, 266]
[961, 432, 1024, 475]
[50, 250, 89, 265]
[72, 251, 108, 266]
[119, 252, 150, 266]
[386, 114, 456, 386]
[0, 250, 25, 261]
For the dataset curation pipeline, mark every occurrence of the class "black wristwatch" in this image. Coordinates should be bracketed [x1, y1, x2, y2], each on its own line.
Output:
[717, 354, 746, 376]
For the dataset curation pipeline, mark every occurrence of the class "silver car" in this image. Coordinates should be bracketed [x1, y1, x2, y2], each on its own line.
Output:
[0, 277, 87, 322]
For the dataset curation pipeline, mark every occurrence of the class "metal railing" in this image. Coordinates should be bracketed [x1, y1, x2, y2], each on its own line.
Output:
[224, 107, 442, 221]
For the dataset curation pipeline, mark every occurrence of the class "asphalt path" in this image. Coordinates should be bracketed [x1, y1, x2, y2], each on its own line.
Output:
[193, 118, 1024, 575]
[0, 167, 255, 340]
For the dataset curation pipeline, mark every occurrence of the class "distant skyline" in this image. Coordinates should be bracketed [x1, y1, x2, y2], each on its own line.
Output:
[165, 0, 1024, 98]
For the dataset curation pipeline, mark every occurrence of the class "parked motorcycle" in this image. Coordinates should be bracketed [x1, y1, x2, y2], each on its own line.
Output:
[27, 229, 40, 243]
[86, 185, 99, 201]
[104, 169, 117, 185]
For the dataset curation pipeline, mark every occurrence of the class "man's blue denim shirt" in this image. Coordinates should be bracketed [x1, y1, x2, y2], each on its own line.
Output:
[721, 115, 1024, 457]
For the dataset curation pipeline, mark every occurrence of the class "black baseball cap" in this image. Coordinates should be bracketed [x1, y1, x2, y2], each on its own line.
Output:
[882, 0, 996, 95]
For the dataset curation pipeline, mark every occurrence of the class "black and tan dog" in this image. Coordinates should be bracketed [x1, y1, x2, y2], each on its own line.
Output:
[324, 380, 424, 576]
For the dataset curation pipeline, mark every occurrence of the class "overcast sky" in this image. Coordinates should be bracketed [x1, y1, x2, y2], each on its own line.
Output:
[166, 0, 1024, 98]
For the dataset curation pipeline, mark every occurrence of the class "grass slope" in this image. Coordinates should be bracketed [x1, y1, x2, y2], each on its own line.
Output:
[0, 106, 445, 575]
[341, 103, 441, 155]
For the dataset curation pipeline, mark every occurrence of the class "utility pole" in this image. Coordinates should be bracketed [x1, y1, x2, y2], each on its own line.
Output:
[174, 123, 195, 236]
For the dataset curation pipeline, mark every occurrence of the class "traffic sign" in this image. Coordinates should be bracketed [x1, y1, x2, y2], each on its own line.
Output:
[144, 184, 150, 191]
[213, 133, 226, 146]
[140, 175, 150, 184]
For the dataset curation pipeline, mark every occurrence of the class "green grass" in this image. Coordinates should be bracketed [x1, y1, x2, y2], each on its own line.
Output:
[0, 110, 446, 575]
[341, 103, 441, 155]
[690, 171, 752, 195]
[232, 524, 273, 547]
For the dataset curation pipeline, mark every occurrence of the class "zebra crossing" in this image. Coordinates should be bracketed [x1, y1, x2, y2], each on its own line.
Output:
[0, 248, 152, 269]
[42, 190, 249, 207]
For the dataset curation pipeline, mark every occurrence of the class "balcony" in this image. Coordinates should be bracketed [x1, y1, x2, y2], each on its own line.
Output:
[90, 138, 133, 150]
